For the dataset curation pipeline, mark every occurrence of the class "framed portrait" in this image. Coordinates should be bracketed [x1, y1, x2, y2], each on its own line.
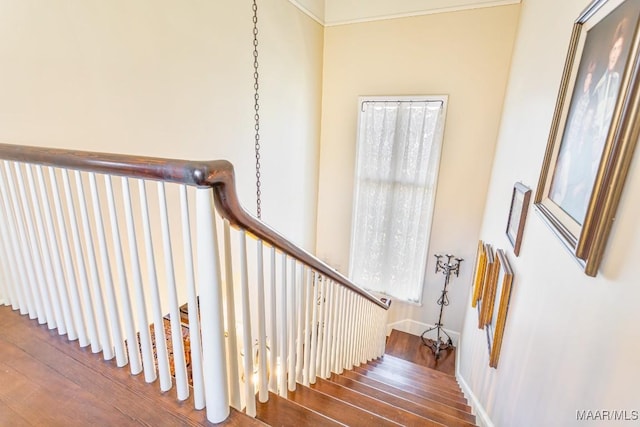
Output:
[486, 249, 514, 369]
[535, 0, 640, 276]
[506, 183, 531, 256]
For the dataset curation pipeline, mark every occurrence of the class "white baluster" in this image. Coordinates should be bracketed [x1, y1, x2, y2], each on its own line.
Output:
[25, 165, 67, 335]
[138, 180, 171, 390]
[0, 164, 28, 313]
[255, 242, 268, 403]
[121, 178, 156, 383]
[239, 230, 256, 417]
[315, 277, 326, 376]
[0, 197, 19, 309]
[308, 273, 319, 384]
[294, 264, 305, 384]
[319, 279, 331, 377]
[12, 162, 49, 325]
[179, 185, 204, 409]
[287, 258, 296, 392]
[329, 282, 340, 376]
[89, 173, 125, 365]
[196, 188, 229, 423]
[63, 170, 101, 353]
[268, 247, 277, 393]
[2, 161, 39, 318]
[48, 167, 88, 347]
[223, 220, 241, 410]
[105, 175, 141, 374]
[302, 268, 312, 386]
[278, 253, 287, 397]
[157, 182, 188, 400]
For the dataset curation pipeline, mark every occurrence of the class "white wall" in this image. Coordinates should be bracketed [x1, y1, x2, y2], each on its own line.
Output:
[458, 0, 640, 425]
[315, 5, 520, 335]
[0, 0, 323, 250]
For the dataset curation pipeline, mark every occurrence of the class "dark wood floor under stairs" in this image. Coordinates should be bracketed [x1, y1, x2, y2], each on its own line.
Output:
[0, 305, 475, 426]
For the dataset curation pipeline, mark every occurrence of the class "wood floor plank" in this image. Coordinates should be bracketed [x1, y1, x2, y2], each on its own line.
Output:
[0, 306, 261, 426]
[385, 330, 456, 375]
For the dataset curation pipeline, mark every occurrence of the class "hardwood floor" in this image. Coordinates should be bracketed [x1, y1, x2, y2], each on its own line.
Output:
[0, 305, 261, 426]
[385, 329, 456, 376]
[0, 304, 462, 426]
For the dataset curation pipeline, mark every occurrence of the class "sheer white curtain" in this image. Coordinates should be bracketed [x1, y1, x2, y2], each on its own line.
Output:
[349, 98, 446, 303]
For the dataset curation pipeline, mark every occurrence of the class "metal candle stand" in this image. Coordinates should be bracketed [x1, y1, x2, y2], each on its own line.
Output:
[421, 254, 463, 360]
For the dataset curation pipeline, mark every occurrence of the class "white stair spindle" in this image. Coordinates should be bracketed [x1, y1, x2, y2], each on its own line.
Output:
[287, 258, 296, 391]
[256, 242, 268, 403]
[329, 281, 340, 376]
[294, 264, 305, 384]
[308, 273, 319, 384]
[179, 185, 205, 409]
[2, 161, 39, 319]
[239, 230, 256, 417]
[315, 277, 327, 376]
[76, 171, 114, 359]
[0, 199, 19, 309]
[268, 247, 278, 393]
[196, 188, 230, 423]
[223, 220, 241, 410]
[138, 180, 172, 391]
[25, 165, 67, 335]
[63, 170, 101, 353]
[121, 178, 156, 383]
[0, 165, 29, 314]
[302, 268, 312, 386]
[321, 279, 333, 378]
[278, 253, 288, 397]
[48, 167, 89, 347]
[13, 163, 50, 325]
[105, 175, 141, 374]
[89, 173, 125, 366]
[157, 182, 189, 400]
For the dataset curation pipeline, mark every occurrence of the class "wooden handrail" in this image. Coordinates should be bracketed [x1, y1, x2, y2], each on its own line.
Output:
[0, 143, 390, 309]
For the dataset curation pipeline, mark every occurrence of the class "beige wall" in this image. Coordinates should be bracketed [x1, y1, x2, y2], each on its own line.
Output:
[316, 5, 520, 334]
[459, 0, 640, 425]
[0, 0, 323, 250]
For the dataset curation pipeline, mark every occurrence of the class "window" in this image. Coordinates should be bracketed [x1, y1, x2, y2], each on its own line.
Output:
[349, 96, 447, 303]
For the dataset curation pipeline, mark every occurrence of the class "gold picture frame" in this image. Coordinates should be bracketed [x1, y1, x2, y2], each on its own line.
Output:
[535, 0, 640, 276]
[486, 249, 514, 369]
[470, 240, 487, 308]
[478, 244, 497, 329]
[506, 183, 531, 256]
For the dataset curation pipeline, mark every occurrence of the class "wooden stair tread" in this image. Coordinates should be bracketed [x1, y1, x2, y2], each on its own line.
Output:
[380, 354, 458, 380]
[288, 382, 402, 427]
[311, 377, 445, 427]
[353, 366, 469, 408]
[256, 392, 342, 427]
[359, 364, 465, 398]
[328, 374, 476, 426]
[342, 370, 472, 414]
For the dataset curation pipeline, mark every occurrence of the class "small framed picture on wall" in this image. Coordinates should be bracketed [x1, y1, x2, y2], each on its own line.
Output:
[506, 182, 531, 256]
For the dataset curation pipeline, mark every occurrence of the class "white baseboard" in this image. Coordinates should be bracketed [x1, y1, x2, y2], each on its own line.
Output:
[386, 319, 460, 346]
[457, 373, 494, 427]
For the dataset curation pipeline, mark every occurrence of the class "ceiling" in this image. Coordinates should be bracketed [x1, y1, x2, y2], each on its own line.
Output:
[290, 0, 521, 26]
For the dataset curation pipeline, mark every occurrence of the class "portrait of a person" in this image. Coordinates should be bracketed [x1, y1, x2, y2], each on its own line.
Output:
[549, 5, 636, 225]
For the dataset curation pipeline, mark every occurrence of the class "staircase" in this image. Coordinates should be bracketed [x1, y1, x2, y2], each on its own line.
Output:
[0, 144, 473, 425]
[253, 352, 476, 426]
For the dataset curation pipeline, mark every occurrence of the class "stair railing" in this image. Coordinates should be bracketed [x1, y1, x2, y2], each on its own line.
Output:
[0, 143, 390, 423]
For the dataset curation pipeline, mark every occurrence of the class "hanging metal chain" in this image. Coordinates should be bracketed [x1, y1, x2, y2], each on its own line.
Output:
[252, 0, 262, 219]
